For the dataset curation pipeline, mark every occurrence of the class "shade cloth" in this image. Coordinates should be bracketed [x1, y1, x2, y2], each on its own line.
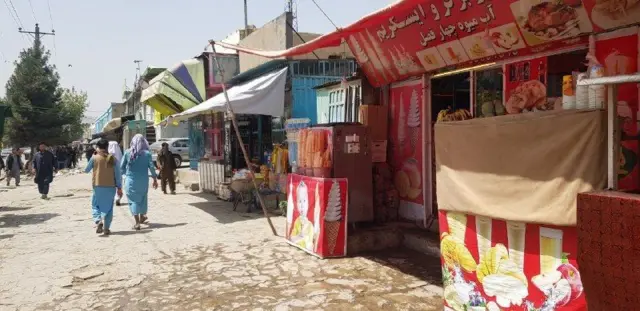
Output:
[166, 68, 288, 123]
[435, 109, 607, 226]
[140, 58, 205, 117]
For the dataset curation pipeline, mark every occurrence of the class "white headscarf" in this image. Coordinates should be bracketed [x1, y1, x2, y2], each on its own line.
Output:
[108, 141, 123, 164]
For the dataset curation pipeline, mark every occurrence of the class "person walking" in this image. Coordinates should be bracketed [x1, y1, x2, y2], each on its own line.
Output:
[33, 142, 56, 200]
[157, 142, 177, 195]
[85, 145, 95, 163]
[5, 148, 23, 187]
[85, 139, 122, 236]
[120, 134, 158, 230]
[108, 141, 124, 206]
[0, 154, 5, 181]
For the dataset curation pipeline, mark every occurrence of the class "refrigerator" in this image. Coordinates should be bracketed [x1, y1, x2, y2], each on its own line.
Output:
[300, 123, 373, 223]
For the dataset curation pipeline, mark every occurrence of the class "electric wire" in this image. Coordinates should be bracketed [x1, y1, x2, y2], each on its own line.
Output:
[7, 0, 24, 28]
[3, 0, 30, 43]
[28, 0, 37, 23]
[310, 0, 339, 29]
[46, 0, 57, 58]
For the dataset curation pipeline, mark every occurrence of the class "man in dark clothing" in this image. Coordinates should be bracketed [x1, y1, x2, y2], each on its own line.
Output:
[71, 146, 78, 168]
[5, 148, 23, 186]
[157, 142, 176, 195]
[33, 142, 57, 200]
[85, 145, 95, 162]
[55, 147, 67, 170]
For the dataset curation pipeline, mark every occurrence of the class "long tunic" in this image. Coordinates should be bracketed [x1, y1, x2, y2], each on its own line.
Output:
[34, 151, 55, 184]
[120, 150, 157, 215]
[85, 157, 122, 229]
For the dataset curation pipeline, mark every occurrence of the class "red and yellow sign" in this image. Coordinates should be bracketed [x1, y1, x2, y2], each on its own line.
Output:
[285, 174, 348, 258]
[439, 211, 586, 311]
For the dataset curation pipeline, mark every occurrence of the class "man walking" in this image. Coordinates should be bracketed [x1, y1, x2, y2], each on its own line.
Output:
[33, 142, 56, 200]
[157, 142, 176, 195]
[85, 139, 122, 236]
[5, 148, 23, 187]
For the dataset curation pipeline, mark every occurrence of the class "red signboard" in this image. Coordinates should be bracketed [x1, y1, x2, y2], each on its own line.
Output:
[346, 0, 591, 86]
[285, 174, 348, 258]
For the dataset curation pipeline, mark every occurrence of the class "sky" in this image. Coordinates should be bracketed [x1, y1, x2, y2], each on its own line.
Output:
[0, 0, 393, 120]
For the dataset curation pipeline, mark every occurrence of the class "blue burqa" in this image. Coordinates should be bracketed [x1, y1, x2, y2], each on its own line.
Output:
[120, 134, 157, 216]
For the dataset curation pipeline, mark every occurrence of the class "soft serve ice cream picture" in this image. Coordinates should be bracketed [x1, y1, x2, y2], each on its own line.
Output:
[324, 181, 343, 255]
[407, 89, 421, 152]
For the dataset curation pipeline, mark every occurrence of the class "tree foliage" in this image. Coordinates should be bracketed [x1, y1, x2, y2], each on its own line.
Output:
[3, 37, 87, 147]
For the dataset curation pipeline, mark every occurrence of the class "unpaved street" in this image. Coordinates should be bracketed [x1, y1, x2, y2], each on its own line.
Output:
[0, 170, 443, 310]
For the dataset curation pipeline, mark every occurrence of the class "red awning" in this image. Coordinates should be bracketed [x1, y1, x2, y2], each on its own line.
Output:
[215, 0, 631, 86]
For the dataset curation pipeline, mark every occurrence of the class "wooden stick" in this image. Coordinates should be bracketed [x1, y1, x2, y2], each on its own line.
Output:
[209, 42, 278, 236]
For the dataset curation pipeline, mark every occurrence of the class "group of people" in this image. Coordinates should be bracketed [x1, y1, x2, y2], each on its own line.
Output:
[1, 144, 58, 199]
[54, 145, 80, 170]
[85, 134, 177, 236]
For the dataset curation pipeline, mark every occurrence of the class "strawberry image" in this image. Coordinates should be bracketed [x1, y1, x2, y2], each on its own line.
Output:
[556, 253, 583, 301]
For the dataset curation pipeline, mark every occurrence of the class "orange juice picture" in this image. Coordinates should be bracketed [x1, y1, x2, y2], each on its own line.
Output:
[540, 227, 563, 273]
[507, 221, 526, 271]
[446, 212, 467, 242]
[475, 216, 492, 262]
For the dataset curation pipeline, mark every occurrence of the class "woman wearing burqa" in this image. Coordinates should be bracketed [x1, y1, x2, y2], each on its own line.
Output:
[120, 134, 158, 230]
[108, 141, 124, 206]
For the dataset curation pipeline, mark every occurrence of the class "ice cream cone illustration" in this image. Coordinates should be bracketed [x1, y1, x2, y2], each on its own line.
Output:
[398, 95, 407, 148]
[325, 181, 343, 255]
[313, 183, 322, 253]
[407, 89, 421, 151]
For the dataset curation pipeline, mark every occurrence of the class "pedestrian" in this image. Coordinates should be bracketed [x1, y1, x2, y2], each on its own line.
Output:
[85, 145, 95, 163]
[33, 142, 57, 200]
[157, 142, 177, 195]
[120, 134, 158, 230]
[55, 146, 67, 170]
[85, 139, 122, 236]
[71, 146, 78, 168]
[0, 154, 5, 181]
[108, 141, 124, 206]
[5, 148, 23, 187]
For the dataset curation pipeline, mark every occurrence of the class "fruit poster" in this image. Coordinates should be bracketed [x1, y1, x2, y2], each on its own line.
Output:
[389, 80, 424, 221]
[439, 211, 586, 311]
[285, 173, 348, 258]
[595, 31, 640, 191]
[504, 57, 552, 114]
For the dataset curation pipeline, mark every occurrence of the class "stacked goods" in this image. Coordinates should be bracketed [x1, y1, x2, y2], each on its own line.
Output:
[298, 129, 332, 177]
[437, 108, 473, 122]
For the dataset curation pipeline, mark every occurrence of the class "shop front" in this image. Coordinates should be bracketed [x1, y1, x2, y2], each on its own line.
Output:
[214, 0, 640, 308]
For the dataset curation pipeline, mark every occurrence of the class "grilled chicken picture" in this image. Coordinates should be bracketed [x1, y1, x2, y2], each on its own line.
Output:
[524, 2, 578, 38]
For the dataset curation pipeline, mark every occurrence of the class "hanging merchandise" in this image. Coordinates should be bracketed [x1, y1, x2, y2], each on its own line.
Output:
[436, 108, 473, 122]
[574, 73, 589, 109]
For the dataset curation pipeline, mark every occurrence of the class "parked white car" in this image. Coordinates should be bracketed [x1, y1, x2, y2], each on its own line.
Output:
[150, 138, 189, 168]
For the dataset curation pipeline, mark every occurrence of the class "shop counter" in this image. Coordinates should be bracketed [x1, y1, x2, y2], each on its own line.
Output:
[285, 173, 348, 259]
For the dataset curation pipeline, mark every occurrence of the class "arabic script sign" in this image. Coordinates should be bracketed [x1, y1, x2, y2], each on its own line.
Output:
[348, 0, 611, 87]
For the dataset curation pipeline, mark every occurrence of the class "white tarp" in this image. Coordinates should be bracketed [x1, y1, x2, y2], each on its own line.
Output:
[166, 68, 288, 123]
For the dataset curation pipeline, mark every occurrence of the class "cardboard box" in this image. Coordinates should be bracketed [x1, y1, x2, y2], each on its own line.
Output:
[371, 140, 387, 163]
[359, 105, 388, 141]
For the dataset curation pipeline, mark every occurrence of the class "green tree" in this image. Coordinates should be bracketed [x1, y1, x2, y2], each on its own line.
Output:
[3, 37, 67, 147]
[58, 87, 89, 143]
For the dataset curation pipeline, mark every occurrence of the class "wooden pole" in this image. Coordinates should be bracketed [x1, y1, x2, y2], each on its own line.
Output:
[209, 42, 278, 236]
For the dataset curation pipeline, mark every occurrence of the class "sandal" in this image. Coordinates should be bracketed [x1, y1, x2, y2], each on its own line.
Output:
[140, 215, 148, 224]
[96, 222, 104, 234]
[103, 229, 111, 236]
[133, 224, 141, 231]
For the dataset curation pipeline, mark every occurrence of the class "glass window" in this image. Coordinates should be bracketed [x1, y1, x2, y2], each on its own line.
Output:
[475, 69, 504, 118]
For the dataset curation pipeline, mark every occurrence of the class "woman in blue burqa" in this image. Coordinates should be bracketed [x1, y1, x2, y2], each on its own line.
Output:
[121, 134, 158, 230]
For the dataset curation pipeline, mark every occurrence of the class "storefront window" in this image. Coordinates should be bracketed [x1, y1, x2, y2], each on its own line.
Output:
[475, 68, 504, 118]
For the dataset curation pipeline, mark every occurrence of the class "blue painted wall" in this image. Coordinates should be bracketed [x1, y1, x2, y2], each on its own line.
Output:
[291, 76, 339, 124]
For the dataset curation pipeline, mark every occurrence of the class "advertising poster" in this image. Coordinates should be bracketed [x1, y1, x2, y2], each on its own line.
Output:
[389, 80, 424, 220]
[504, 57, 552, 114]
[285, 174, 348, 258]
[345, 0, 592, 87]
[595, 32, 639, 190]
[582, 0, 640, 32]
[439, 211, 586, 311]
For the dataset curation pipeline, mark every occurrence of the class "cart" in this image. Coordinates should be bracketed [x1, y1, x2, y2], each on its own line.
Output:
[230, 177, 280, 213]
